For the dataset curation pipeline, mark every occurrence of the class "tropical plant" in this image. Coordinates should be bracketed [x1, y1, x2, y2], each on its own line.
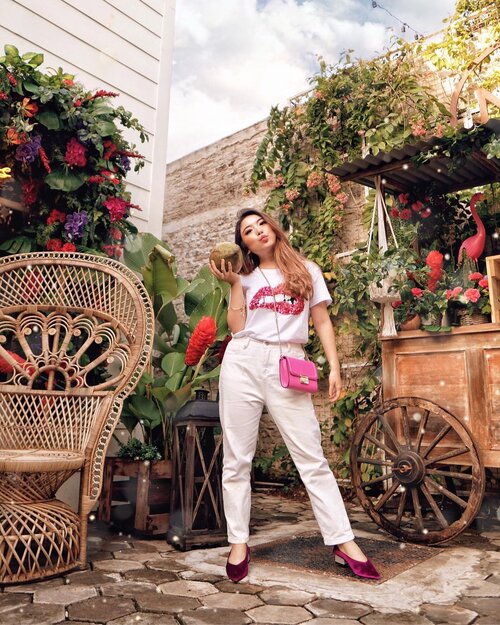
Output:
[0, 44, 146, 257]
[117, 233, 229, 460]
[446, 271, 492, 316]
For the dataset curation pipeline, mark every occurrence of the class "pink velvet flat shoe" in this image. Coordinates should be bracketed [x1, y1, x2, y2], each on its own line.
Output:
[226, 545, 250, 583]
[333, 547, 381, 580]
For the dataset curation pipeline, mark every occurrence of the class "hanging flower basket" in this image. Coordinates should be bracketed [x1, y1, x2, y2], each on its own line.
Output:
[457, 309, 490, 326]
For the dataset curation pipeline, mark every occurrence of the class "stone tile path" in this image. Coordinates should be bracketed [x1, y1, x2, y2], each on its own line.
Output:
[1, 492, 499, 624]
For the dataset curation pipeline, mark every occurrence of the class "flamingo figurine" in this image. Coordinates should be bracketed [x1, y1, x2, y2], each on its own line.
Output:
[457, 192, 486, 265]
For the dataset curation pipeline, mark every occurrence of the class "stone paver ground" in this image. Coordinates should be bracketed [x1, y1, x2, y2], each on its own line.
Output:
[1, 491, 499, 624]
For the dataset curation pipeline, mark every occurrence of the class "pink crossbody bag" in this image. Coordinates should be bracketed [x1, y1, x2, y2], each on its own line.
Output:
[258, 268, 318, 394]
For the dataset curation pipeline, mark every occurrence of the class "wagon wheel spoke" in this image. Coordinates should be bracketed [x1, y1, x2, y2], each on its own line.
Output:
[426, 468, 473, 481]
[395, 489, 408, 526]
[424, 477, 468, 509]
[411, 487, 424, 532]
[374, 479, 400, 512]
[378, 414, 401, 452]
[363, 432, 398, 459]
[414, 409, 429, 453]
[425, 446, 470, 466]
[400, 406, 412, 448]
[362, 472, 394, 487]
[357, 457, 393, 467]
[422, 424, 452, 459]
[420, 481, 449, 529]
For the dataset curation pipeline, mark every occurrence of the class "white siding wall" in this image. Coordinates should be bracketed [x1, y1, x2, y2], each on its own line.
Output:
[0, 0, 175, 236]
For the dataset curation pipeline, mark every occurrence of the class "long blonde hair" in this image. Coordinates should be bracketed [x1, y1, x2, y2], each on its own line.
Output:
[235, 209, 313, 300]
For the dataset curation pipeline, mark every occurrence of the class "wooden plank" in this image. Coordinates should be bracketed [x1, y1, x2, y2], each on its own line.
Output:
[486, 256, 500, 323]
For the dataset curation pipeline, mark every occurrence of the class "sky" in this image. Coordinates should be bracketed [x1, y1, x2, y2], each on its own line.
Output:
[166, 0, 457, 163]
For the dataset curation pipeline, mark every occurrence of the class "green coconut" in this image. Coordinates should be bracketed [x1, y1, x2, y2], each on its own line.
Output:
[209, 242, 244, 273]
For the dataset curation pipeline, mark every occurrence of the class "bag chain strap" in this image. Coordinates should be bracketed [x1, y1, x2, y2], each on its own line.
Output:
[258, 266, 283, 358]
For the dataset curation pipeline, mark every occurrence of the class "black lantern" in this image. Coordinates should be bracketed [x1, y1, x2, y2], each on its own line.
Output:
[166, 390, 227, 550]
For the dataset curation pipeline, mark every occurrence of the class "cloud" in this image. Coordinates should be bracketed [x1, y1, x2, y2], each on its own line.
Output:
[167, 0, 456, 162]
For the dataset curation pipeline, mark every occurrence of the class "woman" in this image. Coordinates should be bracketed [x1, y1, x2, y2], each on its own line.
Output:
[210, 209, 380, 582]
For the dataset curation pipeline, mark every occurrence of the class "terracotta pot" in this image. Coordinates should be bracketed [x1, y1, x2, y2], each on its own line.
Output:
[399, 314, 421, 331]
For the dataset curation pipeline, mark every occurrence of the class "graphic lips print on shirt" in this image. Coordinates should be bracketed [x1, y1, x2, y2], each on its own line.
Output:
[249, 284, 304, 315]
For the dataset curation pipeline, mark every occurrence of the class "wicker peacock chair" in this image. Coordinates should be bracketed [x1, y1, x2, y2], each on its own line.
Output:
[0, 252, 153, 583]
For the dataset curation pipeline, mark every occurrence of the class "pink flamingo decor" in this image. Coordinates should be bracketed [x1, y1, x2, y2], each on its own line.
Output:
[457, 193, 486, 265]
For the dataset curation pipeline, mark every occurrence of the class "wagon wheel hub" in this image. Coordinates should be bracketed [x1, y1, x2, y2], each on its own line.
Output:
[392, 450, 425, 486]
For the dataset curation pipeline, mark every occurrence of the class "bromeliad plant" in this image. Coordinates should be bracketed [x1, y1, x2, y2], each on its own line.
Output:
[118, 233, 229, 460]
[0, 44, 146, 257]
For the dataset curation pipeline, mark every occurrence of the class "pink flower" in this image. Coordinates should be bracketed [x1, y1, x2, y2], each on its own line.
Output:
[399, 208, 412, 220]
[445, 289, 453, 300]
[435, 123, 444, 138]
[306, 172, 323, 189]
[326, 174, 341, 194]
[468, 272, 483, 281]
[411, 288, 423, 298]
[335, 192, 349, 204]
[398, 193, 409, 205]
[314, 90, 326, 100]
[452, 287, 463, 297]
[65, 137, 87, 167]
[285, 188, 300, 202]
[420, 208, 432, 218]
[478, 277, 488, 289]
[464, 288, 481, 303]
[392, 300, 403, 309]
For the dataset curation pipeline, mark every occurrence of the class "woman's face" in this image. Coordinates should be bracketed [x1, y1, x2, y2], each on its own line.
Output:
[240, 214, 276, 257]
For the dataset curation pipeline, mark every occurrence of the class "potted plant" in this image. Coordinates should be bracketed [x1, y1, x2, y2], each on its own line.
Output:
[446, 271, 491, 326]
[97, 233, 229, 535]
[0, 44, 146, 256]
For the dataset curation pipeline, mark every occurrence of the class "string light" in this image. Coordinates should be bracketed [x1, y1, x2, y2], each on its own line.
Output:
[370, 1, 423, 40]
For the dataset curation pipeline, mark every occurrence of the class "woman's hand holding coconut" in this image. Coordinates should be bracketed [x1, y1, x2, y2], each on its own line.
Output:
[209, 242, 246, 330]
[209, 258, 240, 285]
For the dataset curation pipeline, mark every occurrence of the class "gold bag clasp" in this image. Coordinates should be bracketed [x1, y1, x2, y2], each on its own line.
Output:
[299, 375, 309, 384]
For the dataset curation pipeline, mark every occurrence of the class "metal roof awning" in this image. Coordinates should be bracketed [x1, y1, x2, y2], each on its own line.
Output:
[331, 119, 500, 194]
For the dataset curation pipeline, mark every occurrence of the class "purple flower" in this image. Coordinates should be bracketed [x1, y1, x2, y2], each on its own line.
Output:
[64, 211, 89, 240]
[15, 136, 41, 163]
[119, 154, 131, 172]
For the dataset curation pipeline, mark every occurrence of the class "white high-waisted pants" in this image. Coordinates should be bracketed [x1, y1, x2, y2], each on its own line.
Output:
[219, 336, 355, 545]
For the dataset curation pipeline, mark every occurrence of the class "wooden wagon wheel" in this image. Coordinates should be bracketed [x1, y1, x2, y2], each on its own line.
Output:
[350, 397, 485, 545]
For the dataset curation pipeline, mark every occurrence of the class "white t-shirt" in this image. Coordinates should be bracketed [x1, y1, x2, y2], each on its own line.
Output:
[232, 261, 332, 344]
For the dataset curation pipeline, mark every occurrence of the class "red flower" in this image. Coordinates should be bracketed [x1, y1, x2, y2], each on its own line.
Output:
[7, 73, 16, 86]
[19, 97, 38, 118]
[38, 146, 52, 173]
[217, 335, 232, 363]
[47, 209, 66, 225]
[0, 91, 8, 101]
[420, 208, 432, 218]
[88, 90, 119, 101]
[74, 99, 82, 107]
[65, 137, 87, 167]
[390, 208, 400, 218]
[46, 238, 63, 251]
[398, 193, 409, 205]
[468, 272, 483, 281]
[411, 288, 423, 298]
[426, 251, 443, 268]
[110, 228, 123, 241]
[399, 208, 412, 220]
[478, 277, 488, 289]
[103, 140, 117, 160]
[464, 288, 481, 303]
[88, 175, 105, 184]
[185, 316, 217, 366]
[63, 78, 74, 87]
[6, 128, 24, 144]
[0, 350, 27, 374]
[391, 300, 403, 309]
[100, 169, 120, 184]
[22, 180, 39, 206]
[103, 197, 128, 221]
[102, 244, 123, 258]
[411, 201, 423, 212]
[61, 242, 76, 252]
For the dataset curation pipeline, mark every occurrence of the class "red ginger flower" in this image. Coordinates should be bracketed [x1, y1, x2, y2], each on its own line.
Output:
[38, 146, 51, 173]
[426, 251, 443, 268]
[426, 250, 443, 292]
[185, 316, 217, 366]
[65, 137, 87, 167]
